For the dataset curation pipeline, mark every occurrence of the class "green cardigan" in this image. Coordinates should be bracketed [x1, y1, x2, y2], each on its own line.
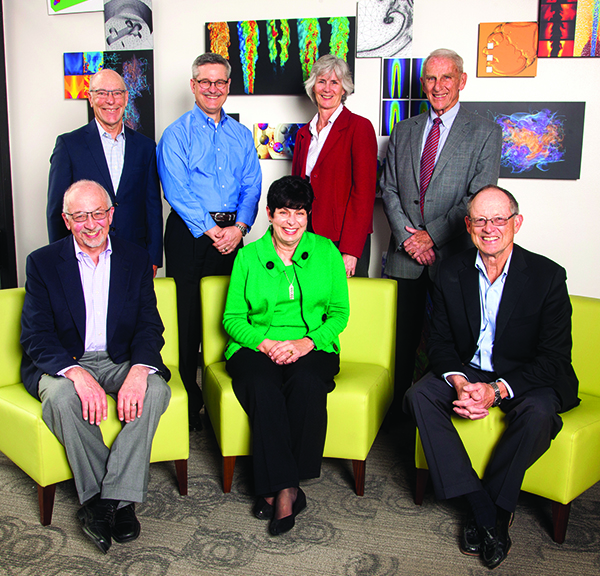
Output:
[223, 229, 350, 360]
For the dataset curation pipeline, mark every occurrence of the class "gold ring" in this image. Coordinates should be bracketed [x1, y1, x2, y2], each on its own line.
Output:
[289, 350, 293, 356]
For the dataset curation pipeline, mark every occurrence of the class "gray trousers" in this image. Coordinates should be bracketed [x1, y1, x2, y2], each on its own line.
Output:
[39, 352, 171, 505]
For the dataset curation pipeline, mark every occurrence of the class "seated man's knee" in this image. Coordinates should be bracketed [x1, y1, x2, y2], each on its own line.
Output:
[145, 375, 171, 409]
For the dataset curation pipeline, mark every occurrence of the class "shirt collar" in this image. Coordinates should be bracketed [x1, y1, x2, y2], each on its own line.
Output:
[193, 103, 228, 127]
[309, 104, 344, 135]
[429, 102, 460, 127]
[474, 248, 513, 285]
[73, 234, 113, 263]
[95, 118, 125, 141]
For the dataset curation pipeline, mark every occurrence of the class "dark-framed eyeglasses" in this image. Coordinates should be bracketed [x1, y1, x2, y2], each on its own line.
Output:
[89, 89, 127, 99]
[64, 209, 112, 223]
[468, 214, 517, 228]
[194, 79, 228, 90]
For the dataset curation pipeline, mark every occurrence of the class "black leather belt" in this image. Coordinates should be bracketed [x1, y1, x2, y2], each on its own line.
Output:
[210, 211, 237, 223]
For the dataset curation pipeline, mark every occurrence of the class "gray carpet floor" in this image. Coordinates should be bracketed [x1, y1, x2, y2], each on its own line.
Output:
[1, 416, 599, 576]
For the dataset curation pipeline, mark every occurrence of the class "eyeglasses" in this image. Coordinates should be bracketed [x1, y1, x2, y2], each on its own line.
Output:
[194, 79, 228, 90]
[468, 214, 517, 228]
[89, 89, 127, 99]
[64, 209, 112, 223]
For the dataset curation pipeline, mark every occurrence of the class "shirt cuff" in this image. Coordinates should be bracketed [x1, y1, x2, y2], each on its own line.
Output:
[497, 377, 514, 399]
[133, 363, 157, 375]
[442, 371, 468, 387]
[57, 365, 80, 377]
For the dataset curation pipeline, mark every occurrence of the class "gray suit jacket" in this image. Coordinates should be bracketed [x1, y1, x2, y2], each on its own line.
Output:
[381, 105, 502, 280]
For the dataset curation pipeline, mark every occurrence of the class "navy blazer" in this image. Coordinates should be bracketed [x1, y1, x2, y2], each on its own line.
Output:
[20, 235, 169, 399]
[428, 244, 579, 413]
[47, 120, 163, 266]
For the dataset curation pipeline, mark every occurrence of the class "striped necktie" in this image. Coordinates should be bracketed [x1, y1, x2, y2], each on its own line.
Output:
[419, 117, 442, 217]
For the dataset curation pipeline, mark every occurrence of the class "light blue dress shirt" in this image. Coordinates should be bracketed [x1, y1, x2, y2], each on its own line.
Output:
[95, 119, 125, 194]
[157, 105, 262, 238]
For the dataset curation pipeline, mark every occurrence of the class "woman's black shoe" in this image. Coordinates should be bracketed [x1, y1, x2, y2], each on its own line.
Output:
[269, 488, 307, 536]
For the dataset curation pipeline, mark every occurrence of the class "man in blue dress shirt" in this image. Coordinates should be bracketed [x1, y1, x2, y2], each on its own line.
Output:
[157, 52, 262, 430]
[404, 185, 578, 569]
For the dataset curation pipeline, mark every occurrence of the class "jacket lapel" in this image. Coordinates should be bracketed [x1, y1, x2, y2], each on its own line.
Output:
[106, 239, 132, 345]
[411, 114, 427, 188]
[458, 251, 481, 343]
[429, 107, 470, 188]
[83, 121, 116, 198]
[495, 246, 528, 343]
[117, 128, 135, 196]
[56, 239, 86, 344]
[312, 108, 349, 172]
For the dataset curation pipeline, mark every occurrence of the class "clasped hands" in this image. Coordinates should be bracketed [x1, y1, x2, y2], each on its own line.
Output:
[65, 364, 150, 425]
[206, 224, 243, 255]
[403, 226, 435, 266]
[258, 337, 315, 365]
[447, 374, 504, 420]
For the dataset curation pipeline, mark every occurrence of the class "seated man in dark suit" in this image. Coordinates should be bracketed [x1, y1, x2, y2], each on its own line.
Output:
[21, 180, 171, 554]
[404, 185, 579, 569]
[47, 69, 163, 275]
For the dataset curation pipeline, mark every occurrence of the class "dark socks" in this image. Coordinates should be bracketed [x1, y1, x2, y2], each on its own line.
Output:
[465, 490, 497, 528]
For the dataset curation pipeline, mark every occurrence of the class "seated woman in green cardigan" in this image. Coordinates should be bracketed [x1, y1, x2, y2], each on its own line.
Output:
[224, 175, 350, 536]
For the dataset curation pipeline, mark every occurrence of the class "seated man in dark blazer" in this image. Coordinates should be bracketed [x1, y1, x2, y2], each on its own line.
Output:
[404, 185, 579, 570]
[47, 69, 163, 274]
[21, 180, 171, 554]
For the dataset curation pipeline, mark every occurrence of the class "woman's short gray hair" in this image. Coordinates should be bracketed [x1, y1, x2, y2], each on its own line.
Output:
[304, 54, 354, 106]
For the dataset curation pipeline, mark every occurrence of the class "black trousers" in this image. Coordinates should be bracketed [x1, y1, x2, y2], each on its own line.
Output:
[226, 348, 339, 496]
[165, 210, 239, 415]
[404, 367, 563, 512]
[392, 270, 433, 406]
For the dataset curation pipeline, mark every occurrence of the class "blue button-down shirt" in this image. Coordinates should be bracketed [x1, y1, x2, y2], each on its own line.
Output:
[157, 105, 262, 238]
[96, 119, 125, 194]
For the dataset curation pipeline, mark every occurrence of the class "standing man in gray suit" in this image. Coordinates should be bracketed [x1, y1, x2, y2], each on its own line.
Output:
[381, 48, 502, 413]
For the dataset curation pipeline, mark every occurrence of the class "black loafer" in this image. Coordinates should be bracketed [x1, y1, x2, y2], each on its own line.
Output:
[481, 524, 512, 570]
[269, 488, 307, 536]
[460, 513, 481, 556]
[112, 503, 141, 544]
[253, 497, 274, 520]
[77, 499, 117, 554]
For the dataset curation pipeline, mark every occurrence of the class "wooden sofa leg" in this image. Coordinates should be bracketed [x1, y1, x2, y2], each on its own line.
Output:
[415, 468, 429, 505]
[174, 459, 188, 495]
[551, 501, 571, 544]
[37, 484, 56, 526]
[223, 456, 236, 493]
[352, 460, 365, 496]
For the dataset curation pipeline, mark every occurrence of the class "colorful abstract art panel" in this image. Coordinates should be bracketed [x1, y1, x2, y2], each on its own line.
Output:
[477, 22, 538, 77]
[357, 0, 413, 58]
[253, 123, 305, 160]
[205, 17, 355, 95]
[381, 100, 409, 136]
[48, 0, 103, 15]
[538, 0, 600, 57]
[64, 50, 155, 138]
[461, 102, 585, 179]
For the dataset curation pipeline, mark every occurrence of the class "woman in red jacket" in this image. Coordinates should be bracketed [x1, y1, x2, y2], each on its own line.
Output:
[292, 55, 378, 277]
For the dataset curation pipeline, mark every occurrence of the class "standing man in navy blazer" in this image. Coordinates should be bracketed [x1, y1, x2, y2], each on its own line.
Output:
[22, 180, 171, 554]
[381, 48, 502, 411]
[47, 69, 163, 274]
[404, 186, 579, 569]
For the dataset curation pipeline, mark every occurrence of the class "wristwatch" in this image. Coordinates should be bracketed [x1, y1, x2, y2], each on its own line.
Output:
[235, 223, 248, 237]
[489, 380, 502, 407]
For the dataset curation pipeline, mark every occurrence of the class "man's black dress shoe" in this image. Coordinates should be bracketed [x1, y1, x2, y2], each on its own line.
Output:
[253, 497, 274, 520]
[112, 503, 141, 544]
[480, 514, 512, 570]
[269, 488, 307, 536]
[460, 513, 481, 556]
[77, 499, 117, 553]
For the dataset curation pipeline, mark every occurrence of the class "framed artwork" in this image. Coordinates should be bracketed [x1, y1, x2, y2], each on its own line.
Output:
[48, 0, 103, 15]
[538, 1, 600, 57]
[461, 101, 586, 179]
[380, 57, 428, 136]
[254, 123, 305, 160]
[357, 0, 413, 58]
[477, 22, 538, 77]
[205, 17, 355, 95]
[104, 0, 153, 50]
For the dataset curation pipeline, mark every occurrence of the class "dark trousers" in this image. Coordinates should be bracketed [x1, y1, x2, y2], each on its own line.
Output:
[226, 348, 340, 496]
[392, 270, 433, 407]
[404, 367, 563, 512]
[165, 210, 239, 415]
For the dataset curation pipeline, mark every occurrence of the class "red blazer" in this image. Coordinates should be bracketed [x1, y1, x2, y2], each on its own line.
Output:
[292, 107, 377, 259]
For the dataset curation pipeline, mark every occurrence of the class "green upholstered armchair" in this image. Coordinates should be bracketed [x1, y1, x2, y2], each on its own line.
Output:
[201, 275, 397, 496]
[0, 277, 188, 525]
[414, 295, 600, 543]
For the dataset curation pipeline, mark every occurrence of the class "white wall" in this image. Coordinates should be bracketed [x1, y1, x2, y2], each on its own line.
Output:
[4, 0, 599, 296]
